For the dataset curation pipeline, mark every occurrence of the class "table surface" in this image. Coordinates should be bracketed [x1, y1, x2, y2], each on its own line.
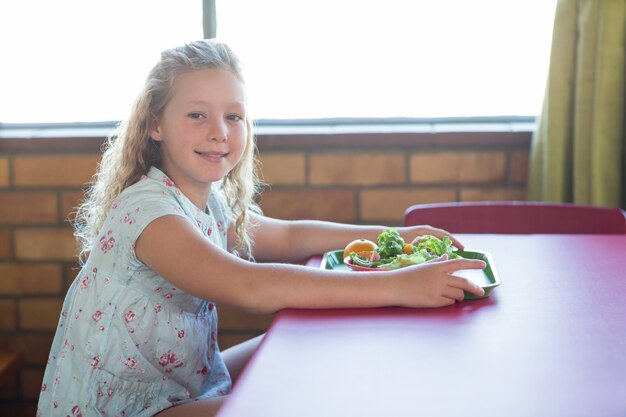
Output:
[217, 234, 626, 417]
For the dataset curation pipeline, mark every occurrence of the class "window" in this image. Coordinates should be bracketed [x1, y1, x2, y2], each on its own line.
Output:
[0, 0, 202, 124]
[217, 0, 558, 120]
[1, 1, 557, 124]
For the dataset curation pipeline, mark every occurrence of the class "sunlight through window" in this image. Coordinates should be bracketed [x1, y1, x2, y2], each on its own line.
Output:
[0, 0, 557, 123]
[0, 0, 202, 123]
[217, 0, 558, 120]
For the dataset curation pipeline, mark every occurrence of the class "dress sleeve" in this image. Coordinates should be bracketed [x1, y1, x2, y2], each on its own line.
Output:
[105, 190, 189, 268]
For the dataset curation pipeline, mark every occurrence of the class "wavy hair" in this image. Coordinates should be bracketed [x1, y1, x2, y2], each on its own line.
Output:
[74, 40, 261, 263]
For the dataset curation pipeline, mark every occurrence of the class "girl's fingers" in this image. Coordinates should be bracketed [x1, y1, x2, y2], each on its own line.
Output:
[443, 297, 457, 306]
[441, 258, 486, 272]
[448, 275, 485, 297]
[443, 287, 466, 302]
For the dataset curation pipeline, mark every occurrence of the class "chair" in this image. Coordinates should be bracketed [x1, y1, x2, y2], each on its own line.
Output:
[403, 201, 626, 234]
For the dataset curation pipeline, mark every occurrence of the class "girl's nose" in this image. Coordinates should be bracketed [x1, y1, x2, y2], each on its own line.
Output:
[208, 119, 227, 142]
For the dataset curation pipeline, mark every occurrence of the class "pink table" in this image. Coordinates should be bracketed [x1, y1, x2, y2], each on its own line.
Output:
[217, 235, 626, 417]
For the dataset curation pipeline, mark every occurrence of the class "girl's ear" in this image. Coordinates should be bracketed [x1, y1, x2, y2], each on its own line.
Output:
[150, 115, 163, 141]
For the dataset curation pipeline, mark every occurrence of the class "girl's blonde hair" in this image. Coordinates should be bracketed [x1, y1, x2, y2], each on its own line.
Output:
[74, 40, 260, 263]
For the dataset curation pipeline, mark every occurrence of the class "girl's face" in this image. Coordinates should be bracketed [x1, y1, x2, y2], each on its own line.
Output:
[150, 68, 247, 209]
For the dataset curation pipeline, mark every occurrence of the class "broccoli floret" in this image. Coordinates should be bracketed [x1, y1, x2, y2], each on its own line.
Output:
[377, 228, 405, 259]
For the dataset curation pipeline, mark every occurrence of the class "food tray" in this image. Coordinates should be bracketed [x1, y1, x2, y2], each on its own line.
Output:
[320, 249, 501, 300]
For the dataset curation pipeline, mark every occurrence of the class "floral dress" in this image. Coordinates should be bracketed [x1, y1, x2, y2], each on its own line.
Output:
[37, 167, 232, 417]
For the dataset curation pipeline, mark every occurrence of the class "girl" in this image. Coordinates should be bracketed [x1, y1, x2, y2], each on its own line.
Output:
[37, 40, 485, 417]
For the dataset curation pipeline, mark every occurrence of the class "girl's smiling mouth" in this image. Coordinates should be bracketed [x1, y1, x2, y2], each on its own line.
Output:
[195, 150, 229, 161]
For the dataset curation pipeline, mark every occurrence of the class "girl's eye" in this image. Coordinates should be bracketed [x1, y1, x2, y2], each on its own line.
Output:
[226, 114, 243, 122]
[188, 112, 205, 120]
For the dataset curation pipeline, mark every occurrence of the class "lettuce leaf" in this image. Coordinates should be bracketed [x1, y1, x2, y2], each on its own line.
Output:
[380, 251, 430, 270]
[413, 235, 460, 259]
[380, 234, 460, 270]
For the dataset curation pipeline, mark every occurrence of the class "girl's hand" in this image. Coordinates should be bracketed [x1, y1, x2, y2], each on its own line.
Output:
[392, 255, 485, 308]
[401, 225, 465, 250]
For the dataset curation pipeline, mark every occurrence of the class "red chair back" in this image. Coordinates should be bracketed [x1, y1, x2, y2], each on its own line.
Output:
[403, 202, 626, 234]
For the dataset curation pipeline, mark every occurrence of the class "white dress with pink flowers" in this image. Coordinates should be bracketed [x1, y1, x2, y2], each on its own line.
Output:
[37, 167, 232, 417]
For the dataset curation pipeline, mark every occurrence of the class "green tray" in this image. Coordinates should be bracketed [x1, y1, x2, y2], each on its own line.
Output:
[320, 249, 501, 300]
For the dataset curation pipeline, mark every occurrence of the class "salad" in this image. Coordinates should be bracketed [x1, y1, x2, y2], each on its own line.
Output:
[346, 228, 461, 270]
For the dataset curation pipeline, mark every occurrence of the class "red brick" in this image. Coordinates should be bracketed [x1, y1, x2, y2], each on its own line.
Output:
[0, 192, 58, 224]
[0, 157, 8, 187]
[60, 191, 85, 222]
[0, 229, 12, 260]
[259, 189, 356, 222]
[360, 188, 457, 223]
[257, 152, 306, 185]
[0, 299, 17, 331]
[64, 263, 81, 288]
[18, 298, 63, 330]
[0, 264, 63, 295]
[310, 153, 405, 185]
[13, 155, 99, 187]
[15, 227, 77, 261]
[460, 187, 527, 202]
[510, 151, 530, 184]
[410, 152, 506, 184]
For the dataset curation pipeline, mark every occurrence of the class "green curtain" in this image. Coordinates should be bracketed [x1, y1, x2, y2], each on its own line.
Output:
[528, 0, 626, 207]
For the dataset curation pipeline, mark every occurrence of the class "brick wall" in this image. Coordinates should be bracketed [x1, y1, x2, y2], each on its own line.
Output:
[255, 130, 530, 223]
[0, 128, 531, 413]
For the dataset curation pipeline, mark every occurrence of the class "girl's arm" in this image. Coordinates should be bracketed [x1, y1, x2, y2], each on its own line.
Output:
[243, 212, 466, 263]
[136, 215, 485, 315]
